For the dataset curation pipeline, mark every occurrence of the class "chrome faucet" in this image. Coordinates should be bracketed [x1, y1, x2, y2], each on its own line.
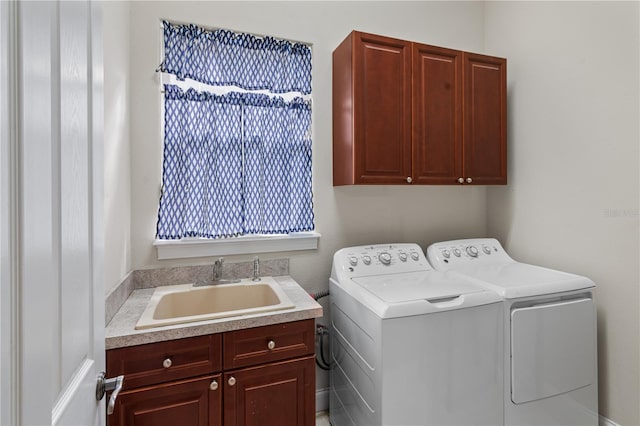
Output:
[194, 257, 240, 286]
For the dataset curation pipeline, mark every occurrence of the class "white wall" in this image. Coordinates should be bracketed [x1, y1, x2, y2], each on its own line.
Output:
[485, 2, 640, 425]
[103, 1, 132, 294]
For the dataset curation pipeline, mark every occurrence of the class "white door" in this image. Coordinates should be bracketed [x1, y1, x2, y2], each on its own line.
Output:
[2, 1, 105, 424]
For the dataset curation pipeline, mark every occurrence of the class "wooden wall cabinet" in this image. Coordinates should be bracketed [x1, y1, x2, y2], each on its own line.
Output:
[106, 320, 315, 426]
[333, 31, 507, 185]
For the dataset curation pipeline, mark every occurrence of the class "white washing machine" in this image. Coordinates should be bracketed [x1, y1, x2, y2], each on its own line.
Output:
[426, 238, 598, 426]
[329, 243, 504, 426]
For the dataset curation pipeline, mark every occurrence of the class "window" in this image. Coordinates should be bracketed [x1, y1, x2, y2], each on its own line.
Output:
[155, 22, 317, 258]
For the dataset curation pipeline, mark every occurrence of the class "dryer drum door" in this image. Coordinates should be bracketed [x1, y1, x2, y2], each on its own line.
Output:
[510, 298, 596, 404]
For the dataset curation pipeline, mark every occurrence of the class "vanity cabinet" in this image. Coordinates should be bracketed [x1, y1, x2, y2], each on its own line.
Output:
[333, 31, 506, 186]
[222, 320, 316, 426]
[107, 334, 222, 426]
[106, 320, 315, 426]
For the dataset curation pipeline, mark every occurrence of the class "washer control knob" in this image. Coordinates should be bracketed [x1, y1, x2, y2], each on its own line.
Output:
[410, 252, 420, 261]
[398, 252, 408, 262]
[349, 256, 358, 267]
[466, 246, 479, 257]
[442, 250, 451, 259]
[482, 245, 491, 255]
[362, 255, 372, 265]
[379, 252, 392, 265]
[453, 248, 462, 257]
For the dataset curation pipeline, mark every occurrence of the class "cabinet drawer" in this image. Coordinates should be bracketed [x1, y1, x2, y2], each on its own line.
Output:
[107, 334, 222, 390]
[223, 319, 314, 369]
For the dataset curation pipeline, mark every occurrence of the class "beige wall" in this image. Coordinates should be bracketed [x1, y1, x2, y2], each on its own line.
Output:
[124, 0, 489, 394]
[126, 1, 489, 281]
[103, 1, 132, 293]
[485, 2, 640, 425]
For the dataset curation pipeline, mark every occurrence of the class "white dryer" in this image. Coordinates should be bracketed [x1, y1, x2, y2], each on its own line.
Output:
[427, 238, 598, 426]
[329, 243, 503, 426]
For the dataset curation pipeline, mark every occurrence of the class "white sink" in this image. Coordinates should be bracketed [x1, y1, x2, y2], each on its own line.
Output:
[135, 277, 295, 330]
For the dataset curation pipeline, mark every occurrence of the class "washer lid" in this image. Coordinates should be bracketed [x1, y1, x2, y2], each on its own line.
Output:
[352, 271, 494, 304]
[451, 262, 595, 299]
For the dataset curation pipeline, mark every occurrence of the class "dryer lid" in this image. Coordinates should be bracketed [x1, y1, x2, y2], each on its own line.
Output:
[451, 262, 594, 299]
[426, 238, 595, 299]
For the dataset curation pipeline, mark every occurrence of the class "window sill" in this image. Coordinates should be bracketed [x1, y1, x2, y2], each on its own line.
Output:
[154, 232, 321, 260]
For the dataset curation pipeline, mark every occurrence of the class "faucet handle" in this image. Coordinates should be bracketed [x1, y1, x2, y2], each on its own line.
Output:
[216, 257, 224, 266]
[252, 257, 261, 282]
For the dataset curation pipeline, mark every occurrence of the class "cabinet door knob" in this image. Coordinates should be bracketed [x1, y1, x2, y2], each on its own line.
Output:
[228, 376, 236, 386]
[466, 177, 473, 184]
[267, 340, 276, 350]
[406, 177, 413, 183]
[162, 358, 172, 368]
[209, 380, 218, 391]
[457, 177, 464, 184]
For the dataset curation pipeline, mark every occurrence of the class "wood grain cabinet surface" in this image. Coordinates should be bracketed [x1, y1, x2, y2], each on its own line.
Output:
[333, 30, 507, 186]
[106, 319, 315, 426]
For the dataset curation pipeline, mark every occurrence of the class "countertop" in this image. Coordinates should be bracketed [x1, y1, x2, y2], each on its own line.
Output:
[105, 275, 323, 350]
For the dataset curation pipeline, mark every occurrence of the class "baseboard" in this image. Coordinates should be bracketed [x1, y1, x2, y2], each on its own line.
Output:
[312, 401, 619, 425]
[316, 388, 329, 413]
[599, 414, 620, 426]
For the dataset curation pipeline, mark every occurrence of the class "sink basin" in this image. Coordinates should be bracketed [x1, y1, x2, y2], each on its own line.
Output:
[135, 277, 295, 330]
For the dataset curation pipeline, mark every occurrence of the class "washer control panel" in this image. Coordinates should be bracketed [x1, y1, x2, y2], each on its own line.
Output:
[334, 243, 430, 277]
[426, 238, 512, 271]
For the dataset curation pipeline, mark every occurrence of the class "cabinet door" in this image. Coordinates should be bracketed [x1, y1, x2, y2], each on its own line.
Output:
[109, 375, 222, 426]
[462, 52, 507, 184]
[224, 355, 315, 426]
[412, 43, 463, 184]
[353, 32, 412, 184]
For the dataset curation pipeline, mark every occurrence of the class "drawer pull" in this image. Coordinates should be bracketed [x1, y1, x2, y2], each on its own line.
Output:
[228, 376, 236, 386]
[267, 340, 276, 350]
[162, 358, 172, 368]
[209, 380, 218, 391]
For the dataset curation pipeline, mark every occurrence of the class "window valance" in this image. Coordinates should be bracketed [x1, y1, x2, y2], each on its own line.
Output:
[161, 21, 312, 94]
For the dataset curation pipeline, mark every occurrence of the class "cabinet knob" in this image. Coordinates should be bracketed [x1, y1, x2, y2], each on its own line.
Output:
[162, 358, 172, 368]
[457, 177, 464, 184]
[209, 380, 218, 391]
[267, 340, 276, 350]
[466, 177, 473, 184]
[406, 177, 412, 183]
[228, 376, 236, 387]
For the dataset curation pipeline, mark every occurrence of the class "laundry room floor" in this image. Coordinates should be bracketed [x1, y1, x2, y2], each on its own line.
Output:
[316, 411, 330, 426]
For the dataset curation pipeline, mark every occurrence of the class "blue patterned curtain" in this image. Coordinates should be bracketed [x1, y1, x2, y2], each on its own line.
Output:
[162, 21, 312, 94]
[157, 85, 314, 239]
